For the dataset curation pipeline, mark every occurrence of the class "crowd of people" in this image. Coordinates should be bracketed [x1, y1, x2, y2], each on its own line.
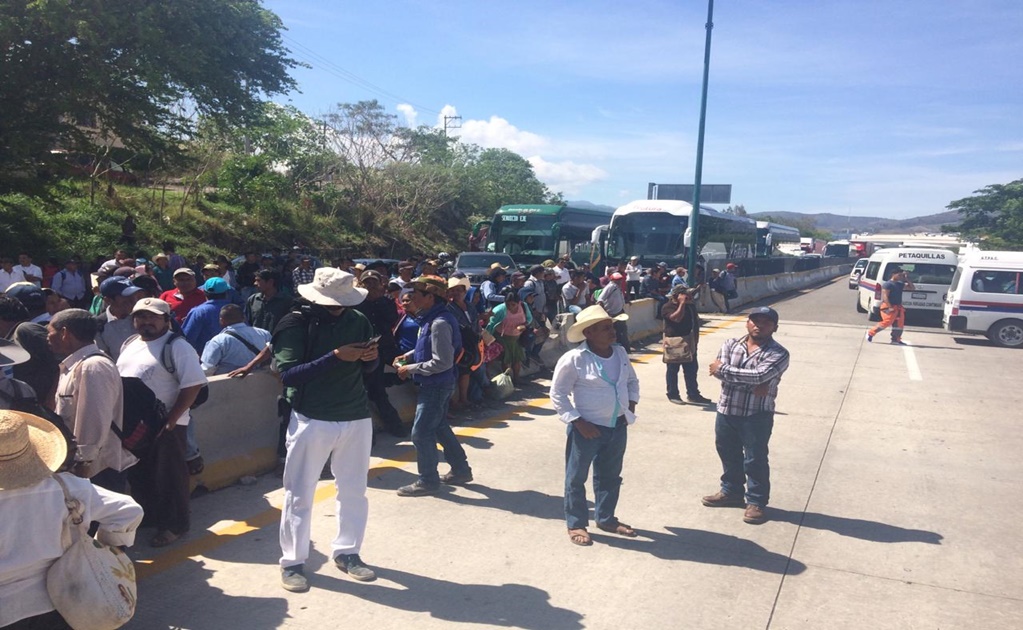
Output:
[1, 240, 784, 618]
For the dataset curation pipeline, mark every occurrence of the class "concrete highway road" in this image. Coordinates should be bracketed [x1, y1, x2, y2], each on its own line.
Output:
[126, 277, 1022, 629]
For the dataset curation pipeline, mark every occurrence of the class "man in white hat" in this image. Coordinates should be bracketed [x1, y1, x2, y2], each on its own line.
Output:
[0, 409, 143, 629]
[117, 298, 207, 548]
[272, 267, 379, 591]
[550, 305, 639, 547]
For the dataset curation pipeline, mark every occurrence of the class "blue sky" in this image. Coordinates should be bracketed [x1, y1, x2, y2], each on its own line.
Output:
[265, 0, 1022, 219]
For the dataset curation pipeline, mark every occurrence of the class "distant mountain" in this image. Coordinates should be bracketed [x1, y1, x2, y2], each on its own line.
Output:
[565, 200, 615, 214]
[749, 210, 962, 237]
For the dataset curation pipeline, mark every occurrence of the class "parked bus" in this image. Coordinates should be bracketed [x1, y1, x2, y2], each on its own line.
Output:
[600, 199, 757, 268]
[487, 204, 611, 266]
[756, 222, 801, 257]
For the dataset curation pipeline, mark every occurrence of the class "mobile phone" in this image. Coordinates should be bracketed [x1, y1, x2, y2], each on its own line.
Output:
[366, 335, 381, 345]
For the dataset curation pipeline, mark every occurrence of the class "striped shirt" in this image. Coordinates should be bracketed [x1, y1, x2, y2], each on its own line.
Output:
[713, 335, 790, 416]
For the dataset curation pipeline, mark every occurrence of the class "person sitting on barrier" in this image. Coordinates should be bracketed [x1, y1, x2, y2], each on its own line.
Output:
[640, 265, 668, 318]
[561, 271, 589, 315]
[596, 273, 630, 353]
[486, 289, 532, 385]
[200, 304, 272, 376]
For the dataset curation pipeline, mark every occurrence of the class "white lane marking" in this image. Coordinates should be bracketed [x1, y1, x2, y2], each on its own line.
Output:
[903, 342, 923, 381]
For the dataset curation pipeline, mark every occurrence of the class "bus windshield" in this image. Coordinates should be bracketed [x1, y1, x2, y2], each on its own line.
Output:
[900, 263, 957, 285]
[607, 213, 687, 259]
[494, 214, 557, 257]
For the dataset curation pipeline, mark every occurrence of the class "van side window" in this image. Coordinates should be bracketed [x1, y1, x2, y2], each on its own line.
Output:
[972, 270, 1022, 295]
[864, 261, 881, 281]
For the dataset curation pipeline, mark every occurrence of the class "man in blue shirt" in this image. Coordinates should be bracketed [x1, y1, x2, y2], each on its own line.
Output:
[182, 277, 232, 353]
[866, 268, 915, 345]
[200, 305, 272, 375]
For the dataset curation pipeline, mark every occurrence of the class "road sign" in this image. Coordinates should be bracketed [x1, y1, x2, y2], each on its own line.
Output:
[647, 183, 732, 204]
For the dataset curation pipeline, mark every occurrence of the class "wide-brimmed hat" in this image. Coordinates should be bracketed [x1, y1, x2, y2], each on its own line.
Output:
[0, 410, 67, 491]
[298, 268, 367, 307]
[0, 339, 31, 368]
[448, 276, 471, 290]
[567, 305, 628, 344]
[410, 275, 448, 297]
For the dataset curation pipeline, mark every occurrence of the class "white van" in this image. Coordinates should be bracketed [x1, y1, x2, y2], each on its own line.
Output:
[856, 247, 958, 320]
[943, 251, 1023, 348]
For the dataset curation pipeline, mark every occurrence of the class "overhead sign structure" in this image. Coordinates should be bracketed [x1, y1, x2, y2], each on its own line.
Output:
[647, 183, 732, 205]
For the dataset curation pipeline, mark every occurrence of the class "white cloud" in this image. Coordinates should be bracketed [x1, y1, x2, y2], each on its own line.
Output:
[457, 115, 549, 156]
[528, 156, 608, 196]
[396, 104, 417, 127]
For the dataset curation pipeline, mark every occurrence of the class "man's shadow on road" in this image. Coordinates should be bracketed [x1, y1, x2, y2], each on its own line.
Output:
[770, 510, 943, 544]
[312, 567, 584, 630]
[598, 526, 807, 575]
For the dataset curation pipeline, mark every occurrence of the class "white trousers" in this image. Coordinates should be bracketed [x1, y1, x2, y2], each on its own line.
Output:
[279, 411, 372, 568]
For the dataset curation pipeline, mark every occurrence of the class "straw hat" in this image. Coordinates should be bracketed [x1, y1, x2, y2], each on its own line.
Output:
[298, 268, 367, 307]
[448, 276, 471, 290]
[0, 410, 67, 490]
[410, 275, 448, 297]
[566, 305, 628, 343]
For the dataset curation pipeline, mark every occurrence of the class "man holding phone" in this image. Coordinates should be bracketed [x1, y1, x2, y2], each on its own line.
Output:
[272, 268, 380, 591]
[392, 275, 473, 497]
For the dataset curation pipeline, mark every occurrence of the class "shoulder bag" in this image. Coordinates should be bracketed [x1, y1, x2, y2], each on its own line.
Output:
[46, 475, 137, 630]
[662, 334, 694, 364]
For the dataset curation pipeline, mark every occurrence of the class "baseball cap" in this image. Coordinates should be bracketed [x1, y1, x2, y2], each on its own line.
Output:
[4, 283, 45, 309]
[172, 267, 195, 278]
[359, 270, 384, 284]
[131, 297, 171, 316]
[726, 263, 738, 270]
[99, 277, 143, 299]
[203, 277, 230, 295]
[748, 306, 779, 324]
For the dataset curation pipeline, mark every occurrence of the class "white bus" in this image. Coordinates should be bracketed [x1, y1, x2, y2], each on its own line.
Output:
[943, 251, 1023, 348]
[856, 247, 958, 320]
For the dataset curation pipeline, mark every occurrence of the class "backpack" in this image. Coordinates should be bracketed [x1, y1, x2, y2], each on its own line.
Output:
[116, 376, 168, 457]
[0, 381, 77, 471]
[124, 331, 209, 408]
[447, 304, 484, 372]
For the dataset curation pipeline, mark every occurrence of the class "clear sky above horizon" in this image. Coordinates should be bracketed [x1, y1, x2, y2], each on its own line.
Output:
[265, 0, 1022, 220]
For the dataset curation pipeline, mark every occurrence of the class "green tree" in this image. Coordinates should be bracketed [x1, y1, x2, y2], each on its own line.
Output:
[0, 0, 299, 193]
[944, 178, 1023, 250]
[461, 147, 561, 214]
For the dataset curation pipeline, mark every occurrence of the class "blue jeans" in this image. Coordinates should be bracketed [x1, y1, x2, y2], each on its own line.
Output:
[185, 420, 200, 461]
[715, 411, 774, 507]
[411, 383, 470, 486]
[564, 421, 628, 529]
[665, 359, 701, 399]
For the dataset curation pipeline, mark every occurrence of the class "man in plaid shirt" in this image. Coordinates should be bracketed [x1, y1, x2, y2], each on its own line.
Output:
[701, 306, 789, 524]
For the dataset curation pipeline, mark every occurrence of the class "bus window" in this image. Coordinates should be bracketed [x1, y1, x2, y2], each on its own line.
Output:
[900, 263, 956, 285]
[972, 270, 1022, 295]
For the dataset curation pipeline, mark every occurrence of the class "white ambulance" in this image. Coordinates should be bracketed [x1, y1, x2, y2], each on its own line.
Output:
[856, 247, 958, 320]
[943, 251, 1023, 348]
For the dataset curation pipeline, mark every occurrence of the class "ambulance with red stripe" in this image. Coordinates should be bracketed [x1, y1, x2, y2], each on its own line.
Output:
[856, 247, 958, 320]
[943, 251, 1023, 348]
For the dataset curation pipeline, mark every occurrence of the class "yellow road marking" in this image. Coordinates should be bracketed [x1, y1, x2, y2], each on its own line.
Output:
[136, 395, 553, 580]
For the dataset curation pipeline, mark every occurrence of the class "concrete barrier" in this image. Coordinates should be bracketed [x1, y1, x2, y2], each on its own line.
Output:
[192, 265, 852, 491]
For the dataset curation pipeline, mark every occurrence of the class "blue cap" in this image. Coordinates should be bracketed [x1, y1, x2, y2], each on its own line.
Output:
[203, 277, 230, 295]
[748, 306, 779, 324]
[99, 277, 143, 299]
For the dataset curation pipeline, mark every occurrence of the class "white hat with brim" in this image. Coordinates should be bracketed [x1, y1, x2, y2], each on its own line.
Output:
[298, 268, 367, 307]
[447, 276, 471, 290]
[0, 339, 31, 368]
[567, 305, 629, 344]
[0, 410, 67, 491]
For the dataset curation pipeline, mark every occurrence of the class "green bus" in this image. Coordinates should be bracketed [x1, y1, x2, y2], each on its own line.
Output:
[480, 204, 611, 267]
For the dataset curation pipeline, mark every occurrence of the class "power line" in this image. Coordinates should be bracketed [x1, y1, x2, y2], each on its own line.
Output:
[282, 35, 442, 117]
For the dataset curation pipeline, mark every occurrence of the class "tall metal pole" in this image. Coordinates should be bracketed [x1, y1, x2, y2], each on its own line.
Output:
[688, 0, 715, 275]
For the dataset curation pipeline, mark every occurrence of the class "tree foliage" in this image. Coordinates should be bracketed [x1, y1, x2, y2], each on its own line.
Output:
[0, 0, 299, 193]
[944, 178, 1023, 250]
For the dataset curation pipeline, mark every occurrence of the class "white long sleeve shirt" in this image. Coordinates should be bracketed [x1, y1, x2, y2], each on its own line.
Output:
[0, 474, 142, 626]
[550, 342, 639, 427]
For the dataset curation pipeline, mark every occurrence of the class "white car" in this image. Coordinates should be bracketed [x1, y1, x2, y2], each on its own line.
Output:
[848, 258, 868, 289]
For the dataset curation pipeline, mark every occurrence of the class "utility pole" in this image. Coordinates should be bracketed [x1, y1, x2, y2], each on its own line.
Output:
[688, 0, 715, 275]
[443, 115, 462, 137]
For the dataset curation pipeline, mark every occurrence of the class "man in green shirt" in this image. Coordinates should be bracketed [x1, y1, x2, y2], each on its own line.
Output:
[245, 269, 292, 333]
[273, 268, 379, 592]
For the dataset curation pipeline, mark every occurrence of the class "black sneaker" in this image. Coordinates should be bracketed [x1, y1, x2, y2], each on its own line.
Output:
[396, 480, 440, 497]
[667, 395, 685, 405]
[334, 554, 376, 582]
[281, 565, 309, 592]
[440, 470, 473, 485]
[687, 395, 714, 405]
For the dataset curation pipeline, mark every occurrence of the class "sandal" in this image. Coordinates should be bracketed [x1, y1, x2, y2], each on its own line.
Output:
[150, 530, 181, 548]
[597, 520, 637, 537]
[568, 528, 592, 546]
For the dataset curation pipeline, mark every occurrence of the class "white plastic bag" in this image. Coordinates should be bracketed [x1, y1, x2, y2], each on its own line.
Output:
[490, 368, 515, 400]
